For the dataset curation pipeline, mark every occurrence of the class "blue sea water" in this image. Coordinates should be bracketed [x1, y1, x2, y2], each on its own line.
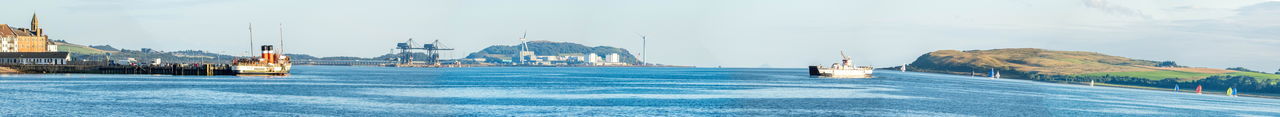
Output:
[0, 66, 1277, 116]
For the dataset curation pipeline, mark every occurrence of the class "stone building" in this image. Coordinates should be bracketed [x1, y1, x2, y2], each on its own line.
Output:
[0, 13, 57, 52]
[0, 13, 66, 65]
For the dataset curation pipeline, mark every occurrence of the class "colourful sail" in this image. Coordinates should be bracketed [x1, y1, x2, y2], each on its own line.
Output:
[1234, 88, 1239, 97]
[995, 71, 1001, 79]
[1228, 88, 1236, 97]
[989, 69, 995, 78]
[1227, 88, 1233, 96]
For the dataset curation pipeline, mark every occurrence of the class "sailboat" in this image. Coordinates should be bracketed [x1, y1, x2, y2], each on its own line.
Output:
[995, 71, 1001, 79]
[900, 64, 907, 72]
[1227, 88, 1236, 97]
[1090, 80, 1095, 87]
[1196, 85, 1203, 94]
[1233, 88, 1239, 97]
[988, 69, 996, 79]
[1174, 84, 1180, 92]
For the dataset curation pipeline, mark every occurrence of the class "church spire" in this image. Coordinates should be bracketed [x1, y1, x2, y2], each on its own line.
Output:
[31, 13, 40, 35]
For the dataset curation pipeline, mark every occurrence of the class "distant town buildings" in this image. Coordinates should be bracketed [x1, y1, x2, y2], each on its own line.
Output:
[506, 52, 629, 66]
[598, 53, 626, 65]
[0, 13, 69, 64]
[606, 53, 620, 63]
[587, 53, 602, 63]
[516, 50, 536, 64]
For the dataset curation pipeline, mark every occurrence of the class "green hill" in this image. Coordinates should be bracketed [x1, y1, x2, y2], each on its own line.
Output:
[465, 41, 639, 64]
[907, 48, 1280, 94]
[909, 48, 1162, 75]
[54, 41, 242, 64]
[54, 41, 113, 55]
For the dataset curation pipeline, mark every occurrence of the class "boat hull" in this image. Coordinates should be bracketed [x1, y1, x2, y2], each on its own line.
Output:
[809, 66, 874, 78]
[234, 64, 291, 75]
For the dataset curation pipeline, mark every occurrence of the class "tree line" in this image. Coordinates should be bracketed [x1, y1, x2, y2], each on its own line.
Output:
[1026, 74, 1280, 94]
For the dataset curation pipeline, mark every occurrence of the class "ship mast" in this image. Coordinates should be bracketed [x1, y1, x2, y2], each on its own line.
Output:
[248, 22, 254, 56]
[278, 23, 284, 54]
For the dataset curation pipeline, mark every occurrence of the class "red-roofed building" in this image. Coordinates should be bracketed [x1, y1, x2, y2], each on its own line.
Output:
[0, 13, 55, 52]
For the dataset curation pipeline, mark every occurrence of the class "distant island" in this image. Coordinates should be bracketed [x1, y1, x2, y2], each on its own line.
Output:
[901, 48, 1280, 96]
[466, 40, 641, 65]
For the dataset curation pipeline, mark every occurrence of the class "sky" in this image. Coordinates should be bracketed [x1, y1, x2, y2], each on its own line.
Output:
[2, 0, 1278, 71]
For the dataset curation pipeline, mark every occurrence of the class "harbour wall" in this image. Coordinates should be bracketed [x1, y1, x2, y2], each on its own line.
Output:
[0, 64, 237, 75]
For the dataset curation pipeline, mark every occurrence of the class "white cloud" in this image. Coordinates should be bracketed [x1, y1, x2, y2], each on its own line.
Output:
[1234, 2, 1280, 25]
[1082, 0, 1153, 19]
[1163, 2, 1280, 39]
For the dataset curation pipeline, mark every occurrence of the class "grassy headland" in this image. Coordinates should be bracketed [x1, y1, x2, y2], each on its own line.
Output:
[904, 48, 1280, 95]
[465, 40, 640, 64]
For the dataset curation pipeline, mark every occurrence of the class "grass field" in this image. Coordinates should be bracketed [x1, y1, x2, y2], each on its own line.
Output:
[54, 42, 111, 55]
[1224, 72, 1280, 80]
[57, 44, 107, 55]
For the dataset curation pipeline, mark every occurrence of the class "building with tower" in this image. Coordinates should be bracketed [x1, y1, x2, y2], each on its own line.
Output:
[0, 13, 57, 52]
[0, 13, 68, 65]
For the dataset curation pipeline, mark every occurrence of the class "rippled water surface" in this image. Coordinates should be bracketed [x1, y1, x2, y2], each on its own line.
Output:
[1, 66, 1277, 116]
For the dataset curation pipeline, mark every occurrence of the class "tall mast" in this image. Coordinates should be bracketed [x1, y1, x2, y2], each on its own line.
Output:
[279, 23, 284, 54]
[248, 22, 254, 55]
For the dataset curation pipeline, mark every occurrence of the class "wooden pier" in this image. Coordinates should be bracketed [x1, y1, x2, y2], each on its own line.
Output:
[0, 63, 238, 75]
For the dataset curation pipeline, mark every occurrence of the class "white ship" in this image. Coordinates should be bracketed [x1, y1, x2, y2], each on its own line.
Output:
[808, 51, 874, 78]
[232, 23, 291, 75]
[233, 45, 291, 75]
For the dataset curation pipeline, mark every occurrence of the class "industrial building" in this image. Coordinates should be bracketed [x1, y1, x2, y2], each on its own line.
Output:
[507, 52, 627, 66]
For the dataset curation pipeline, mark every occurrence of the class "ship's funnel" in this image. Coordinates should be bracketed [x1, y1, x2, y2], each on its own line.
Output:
[260, 45, 276, 63]
[261, 45, 274, 51]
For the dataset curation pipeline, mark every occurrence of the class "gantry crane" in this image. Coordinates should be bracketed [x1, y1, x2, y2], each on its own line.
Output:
[395, 38, 454, 64]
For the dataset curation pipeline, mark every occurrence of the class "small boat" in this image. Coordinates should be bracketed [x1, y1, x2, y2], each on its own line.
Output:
[988, 69, 994, 79]
[988, 69, 1001, 79]
[899, 64, 907, 72]
[1196, 85, 1203, 94]
[1227, 88, 1236, 97]
[808, 51, 874, 78]
[1233, 88, 1239, 97]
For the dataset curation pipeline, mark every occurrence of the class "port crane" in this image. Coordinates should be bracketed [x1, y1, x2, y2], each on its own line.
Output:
[395, 38, 454, 64]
